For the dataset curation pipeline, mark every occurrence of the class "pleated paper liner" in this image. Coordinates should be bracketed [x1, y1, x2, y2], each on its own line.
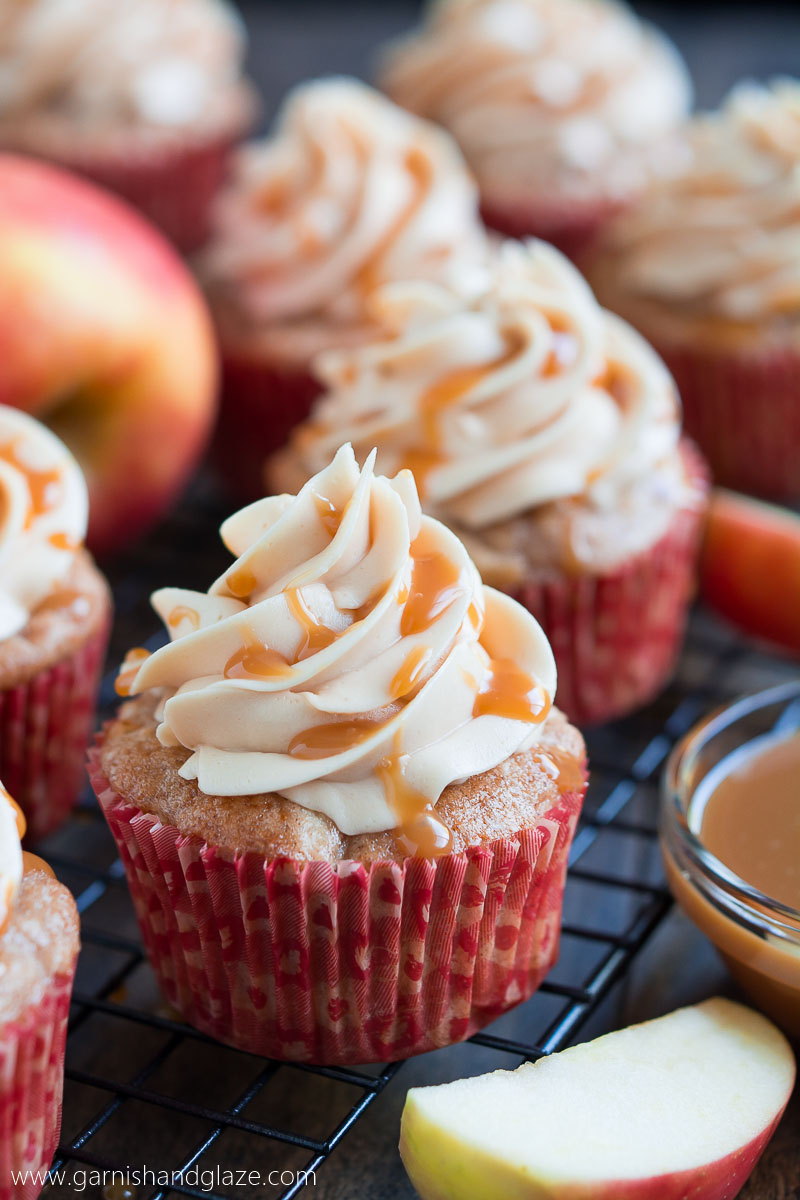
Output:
[0, 619, 110, 841]
[90, 747, 586, 1065]
[0, 967, 76, 1200]
[509, 442, 709, 726]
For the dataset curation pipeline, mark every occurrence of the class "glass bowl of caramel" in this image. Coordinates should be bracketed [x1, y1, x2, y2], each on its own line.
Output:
[661, 681, 800, 1037]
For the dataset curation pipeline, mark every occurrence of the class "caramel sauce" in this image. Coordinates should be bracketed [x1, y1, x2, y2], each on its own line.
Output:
[168, 605, 200, 632]
[534, 747, 587, 795]
[696, 731, 800, 911]
[356, 147, 431, 297]
[224, 625, 292, 681]
[115, 648, 151, 697]
[377, 748, 453, 858]
[226, 563, 257, 600]
[288, 718, 383, 760]
[473, 658, 551, 724]
[541, 317, 578, 378]
[390, 645, 432, 701]
[22, 851, 53, 878]
[33, 587, 83, 615]
[312, 489, 343, 536]
[0, 440, 62, 529]
[286, 588, 338, 659]
[49, 531, 79, 551]
[401, 528, 465, 637]
[1, 795, 55, 937]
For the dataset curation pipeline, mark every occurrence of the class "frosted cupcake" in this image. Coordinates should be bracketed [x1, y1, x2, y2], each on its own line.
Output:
[0, 406, 111, 838]
[0, 0, 257, 251]
[200, 77, 489, 500]
[379, 0, 691, 259]
[90, 444, 586, 1064]
[0, 784, 80, 1200]
[273, 241, 708, 725]
[588, 79, 800, 501]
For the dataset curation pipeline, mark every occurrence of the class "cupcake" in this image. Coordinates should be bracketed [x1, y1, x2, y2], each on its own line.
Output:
[588, 79, 800, 501]
[90, 444, 587, 1064]
[0, 405, 111, 839]
[0, 784, 80, 1200]
[0, 0, 257, 252]
[199, 77, 489, 501]
[379, 0, 691, 259]
[272, 241, 709, 726]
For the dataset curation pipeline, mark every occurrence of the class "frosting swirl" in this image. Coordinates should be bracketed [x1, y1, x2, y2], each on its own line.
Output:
[596, 79, 800, 323]
[0, 0, 253, 132]
[380, 0, 691, 206]
[202, 77, 488, 351]
[292, 241, 682, 532]
[119, 444, 556, 845]
[0, 405, 89, 641]
[0, 783, 23, 937]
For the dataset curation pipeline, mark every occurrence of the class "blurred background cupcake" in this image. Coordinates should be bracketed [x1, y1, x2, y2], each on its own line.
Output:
[200, 76, 489, 501]
[0, 405, 111, 839]
[0, 0, 258, 251]
[588, 77, 800, 502]
[272, 240, 709, 725]
[379, 0, 692, 260]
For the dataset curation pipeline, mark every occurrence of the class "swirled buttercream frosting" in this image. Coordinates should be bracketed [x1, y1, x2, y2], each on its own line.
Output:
[0, 405, 89, 641]
[380, 0, 691, 206]
[595, 79, 800, 323]
[202, 78, 488, 340]
[0, 783, 24, 936]
[118, 445, 557, 850]
[292, 240, 683, 534]
[0, 0, 253, 131]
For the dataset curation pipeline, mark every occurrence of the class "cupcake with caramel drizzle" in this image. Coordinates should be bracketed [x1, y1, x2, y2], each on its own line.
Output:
[273, 240, 709, 724]
[0, 404, 111, 838]
[92, 444, 587, 1063]
[0, 781, 80, 1192]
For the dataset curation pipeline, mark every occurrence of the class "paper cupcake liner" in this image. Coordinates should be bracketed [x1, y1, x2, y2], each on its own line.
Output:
[0, 620, 110, 840]
[89, 746, 586, 1065]
[214, 351, 322, 502]
[655, 342, 800, 501]
[0, 967, 76, 1200]
[510, 446, 709, 726]
[480, 195, 624, 263]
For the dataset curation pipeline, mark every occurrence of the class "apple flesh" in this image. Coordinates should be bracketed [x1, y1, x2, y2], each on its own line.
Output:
[400, 998, 795, 1200]
[700, 489, 800, 656]
[0, 154, 217, 557]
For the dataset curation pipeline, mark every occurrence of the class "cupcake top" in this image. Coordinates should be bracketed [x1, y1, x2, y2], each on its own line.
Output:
[201, 77, 489, 363]
[592, 79, 800, 326]
[0, 784, 23, 937]
[0, 0, 254, 135]
[287, 240, 684, 554]
[0, 405, 89, 641]
[117, 444, 556, 852]
[380, 0, 691, 207]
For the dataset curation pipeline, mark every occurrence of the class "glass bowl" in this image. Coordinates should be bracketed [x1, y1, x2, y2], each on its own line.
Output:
[661, 681, 800, 1036]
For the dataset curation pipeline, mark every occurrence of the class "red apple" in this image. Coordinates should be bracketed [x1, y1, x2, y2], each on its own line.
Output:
[0, 154, 217, 557]
[701, 489, 800, 655]
[400, 998, 795, 1200]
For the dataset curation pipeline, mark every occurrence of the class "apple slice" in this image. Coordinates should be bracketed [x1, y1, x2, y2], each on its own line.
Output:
[400, 998, 795, 1200]
[700, 489, 800, 655]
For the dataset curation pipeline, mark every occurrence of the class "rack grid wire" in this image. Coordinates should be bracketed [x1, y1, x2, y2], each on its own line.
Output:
[34, 476, 796, 1200]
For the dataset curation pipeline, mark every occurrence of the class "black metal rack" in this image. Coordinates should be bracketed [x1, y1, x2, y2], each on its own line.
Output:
[33, 475, 797, 1200]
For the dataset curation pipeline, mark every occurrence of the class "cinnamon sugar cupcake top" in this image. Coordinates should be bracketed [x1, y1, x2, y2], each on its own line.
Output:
[380, 0, 691, 209]
[0, 405, 88, 641]
[284, 241, 686, 563]
[0, 784, 23, 935]
[117, 444, 556, 850]
[592, 79, 800, 326]
[201, 78, 489, 361]
[0, 0, 255, 136]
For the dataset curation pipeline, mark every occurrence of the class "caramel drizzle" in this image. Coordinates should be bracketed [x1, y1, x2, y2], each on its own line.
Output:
[377, 743, 453, 859]
[534, 747, 587, 796]
[49, 531, 79, 551]
[401, 527, 465, 637]
[225, 563, 257, 600]
[115, 648, 151, 697]
[0, 440, 63, 529]
[312, 489, 343, 535]
[473, 658, 551, 724]
[288, 718, 383, 760]
[168, 605, 200, 632]
[1, 792, 52, 938]
[224, 625, 293, 681]
[356, 146, 432, 296]
[390, 645, 432, 701]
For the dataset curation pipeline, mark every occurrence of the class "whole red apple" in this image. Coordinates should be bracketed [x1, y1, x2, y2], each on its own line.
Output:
[0, 154, 217, 557]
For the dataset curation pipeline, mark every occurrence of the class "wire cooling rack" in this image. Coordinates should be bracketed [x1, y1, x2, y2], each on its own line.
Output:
[35, 475, 798, 1200]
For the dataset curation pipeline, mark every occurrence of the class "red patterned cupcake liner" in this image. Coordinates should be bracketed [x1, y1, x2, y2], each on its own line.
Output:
[89, 746, 586, 1065]
[654, 341, 800, 501]
[0, 967, 76, 1200]
[481, 196, 625, 263]
[510, 445, 709, 726]
[214, 351, 322, 502]
[0, 621, 110, 841]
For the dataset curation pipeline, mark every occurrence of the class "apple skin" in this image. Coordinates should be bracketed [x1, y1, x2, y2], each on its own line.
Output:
[0, 154, 218, 557]
[700, 489, 800, 656]
[401, 1106, 784, 1200]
